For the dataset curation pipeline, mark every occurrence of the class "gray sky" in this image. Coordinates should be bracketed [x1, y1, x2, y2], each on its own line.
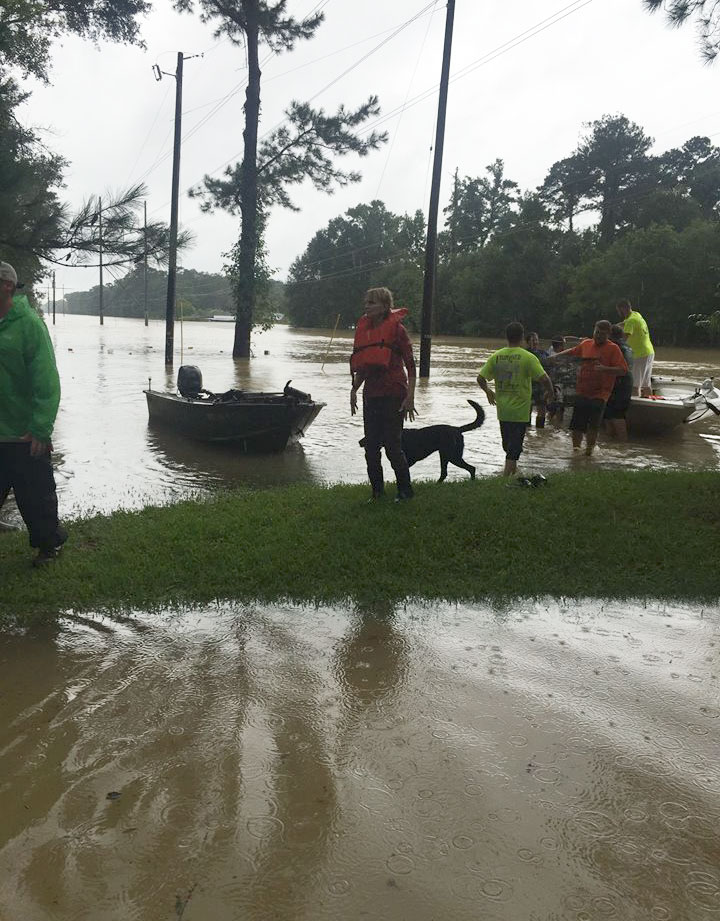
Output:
[20, 0, 720, 298]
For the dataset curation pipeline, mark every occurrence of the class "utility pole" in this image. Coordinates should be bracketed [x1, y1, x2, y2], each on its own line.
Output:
[62, 286, 65, 316]
[52, 271, 56, 325]
[98, 196, 104, 326]
[143, 200, 149, 327]
[419, 0, 456, 379]
[155, 52, 184, 366]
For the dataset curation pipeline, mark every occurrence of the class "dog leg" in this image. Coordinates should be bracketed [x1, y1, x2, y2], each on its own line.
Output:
[452, 458, 476, 479]
[438, 456, 448, 482]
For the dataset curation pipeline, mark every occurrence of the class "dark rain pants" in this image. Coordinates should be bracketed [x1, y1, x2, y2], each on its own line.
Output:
[362, 396, 412, 497]
[0, 443, 67, 550]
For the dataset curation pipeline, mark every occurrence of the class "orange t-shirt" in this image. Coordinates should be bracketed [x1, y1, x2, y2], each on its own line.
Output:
[566, 339, 628, 401]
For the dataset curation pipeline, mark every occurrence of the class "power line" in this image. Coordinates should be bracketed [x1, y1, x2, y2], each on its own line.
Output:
[157, 0, 444, 214]
[358, 0, 594, 137]
[124, 82, 173, 187]
[375, 0, 441, 196]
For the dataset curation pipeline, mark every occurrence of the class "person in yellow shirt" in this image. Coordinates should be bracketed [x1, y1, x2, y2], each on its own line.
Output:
[616, 299, 654, 397]
[477, 321, 554, 477]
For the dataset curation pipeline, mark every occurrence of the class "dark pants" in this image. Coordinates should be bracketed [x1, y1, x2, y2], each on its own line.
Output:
[0, 443, 66, 550]
[569, 397, 606, 433]
[362, 396, 412, 496]
[499, 421, 528, 461]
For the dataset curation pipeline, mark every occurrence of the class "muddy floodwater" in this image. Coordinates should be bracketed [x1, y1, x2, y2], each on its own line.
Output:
[1, 314, 719, 524]
[1, 600, 718, 920]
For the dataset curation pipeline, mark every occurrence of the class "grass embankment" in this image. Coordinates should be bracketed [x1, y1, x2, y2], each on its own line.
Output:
[1, 470, 719, 623]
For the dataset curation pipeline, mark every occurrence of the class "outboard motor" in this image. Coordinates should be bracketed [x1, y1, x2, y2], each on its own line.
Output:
[178, 365, 203, 399]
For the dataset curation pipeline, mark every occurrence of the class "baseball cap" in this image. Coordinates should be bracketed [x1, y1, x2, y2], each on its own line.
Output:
[0, 262, 18, 286]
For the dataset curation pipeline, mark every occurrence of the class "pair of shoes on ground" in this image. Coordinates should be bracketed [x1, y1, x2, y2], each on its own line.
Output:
[508, 474, 548, 489]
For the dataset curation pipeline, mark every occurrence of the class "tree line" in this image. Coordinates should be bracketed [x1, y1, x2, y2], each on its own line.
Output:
[65, 268, 286, 320]
[285, 115, 720, 346]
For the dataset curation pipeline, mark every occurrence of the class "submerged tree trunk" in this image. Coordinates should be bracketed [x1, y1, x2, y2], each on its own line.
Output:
[233, 2, 261, 359]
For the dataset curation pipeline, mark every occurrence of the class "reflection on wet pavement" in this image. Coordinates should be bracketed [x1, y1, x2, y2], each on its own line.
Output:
[1, 316, 718, 527]
[1, 600, 718, 920]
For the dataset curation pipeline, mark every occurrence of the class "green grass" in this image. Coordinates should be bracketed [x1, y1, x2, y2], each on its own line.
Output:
[1, 470, 719, 624]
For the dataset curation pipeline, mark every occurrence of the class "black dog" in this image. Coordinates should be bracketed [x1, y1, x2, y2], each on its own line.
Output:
[360, 400, 485, 482]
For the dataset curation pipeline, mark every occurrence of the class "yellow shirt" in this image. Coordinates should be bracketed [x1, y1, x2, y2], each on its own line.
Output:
[479, 347, 546, 422]
[623, 310, 654, 358]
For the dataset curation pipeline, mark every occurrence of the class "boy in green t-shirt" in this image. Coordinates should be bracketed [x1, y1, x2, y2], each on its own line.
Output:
[477, 322, 554, 477]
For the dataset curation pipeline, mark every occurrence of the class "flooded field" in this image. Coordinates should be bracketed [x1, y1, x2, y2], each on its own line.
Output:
[0, 599, 718, 920]
[1, 314, 718, 525]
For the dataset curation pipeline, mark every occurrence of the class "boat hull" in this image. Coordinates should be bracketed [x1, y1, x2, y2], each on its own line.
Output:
[626, 396, 694, 435]
[145, 390, 325, 452]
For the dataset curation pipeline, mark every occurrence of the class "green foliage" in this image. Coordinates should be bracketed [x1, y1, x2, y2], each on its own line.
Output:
[442, 160, 518, 256]
[65, 267, 240, 319]
[644, 0, 720, 63]
[201, 98, 388, 214]
[568, 220, 720, 342]
[0, 79, 67, 284]
[286, 201, 424, 328]
[0, 0, 150, 83]
[287, 114, 720, 347]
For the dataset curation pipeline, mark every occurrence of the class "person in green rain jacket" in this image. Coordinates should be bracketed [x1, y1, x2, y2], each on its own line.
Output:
[0, 261, 67, 565]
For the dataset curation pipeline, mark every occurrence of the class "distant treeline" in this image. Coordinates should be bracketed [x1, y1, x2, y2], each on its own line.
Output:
[286, 115, 720, 346]
[66, 268, 286, 320]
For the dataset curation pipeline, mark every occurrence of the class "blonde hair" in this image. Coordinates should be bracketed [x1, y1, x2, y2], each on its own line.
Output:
[364, 287, 394, 313]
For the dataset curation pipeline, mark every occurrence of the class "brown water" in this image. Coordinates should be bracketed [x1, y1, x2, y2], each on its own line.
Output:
[1, 600, 718, 920]
[1, 314, 718, 525]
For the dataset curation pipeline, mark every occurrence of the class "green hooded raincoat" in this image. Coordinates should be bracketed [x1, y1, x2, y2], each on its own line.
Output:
[0, 295, 61, 442]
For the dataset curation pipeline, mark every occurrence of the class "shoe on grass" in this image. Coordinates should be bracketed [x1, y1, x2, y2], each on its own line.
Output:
[507, 476, 532, 488]
[530, 474, 548, 488]
[32, 546, 63, 568]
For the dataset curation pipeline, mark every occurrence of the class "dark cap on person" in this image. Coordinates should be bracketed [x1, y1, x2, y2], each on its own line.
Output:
[0, 262, 18, 286]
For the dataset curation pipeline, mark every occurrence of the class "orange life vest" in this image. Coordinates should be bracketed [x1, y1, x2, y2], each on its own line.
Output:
[350, 308, 408, 373]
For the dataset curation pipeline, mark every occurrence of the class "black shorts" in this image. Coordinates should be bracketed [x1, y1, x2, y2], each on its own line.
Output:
[499, 421, 528, 461]
[603, 398, 630, 420]
[604, 381, 632, 420]
[569, 397, 606, 432]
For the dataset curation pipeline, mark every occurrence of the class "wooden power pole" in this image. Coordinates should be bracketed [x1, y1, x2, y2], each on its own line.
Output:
[144, 200, 149, 327]
[98, 196, 104, 326]
[164, 51, 184, 366]
[419, 0, 456, 379]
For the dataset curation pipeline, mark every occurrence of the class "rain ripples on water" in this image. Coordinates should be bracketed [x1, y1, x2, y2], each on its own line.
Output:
[0, 599, 718, 920]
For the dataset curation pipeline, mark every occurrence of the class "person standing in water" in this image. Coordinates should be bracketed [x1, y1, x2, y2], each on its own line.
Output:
[550, 320, 628, 456]
[616, 298, 654, 397]
[350, 287, 416, 501]
[604, 324, 634, 441]
[525, 331, 550, 428]
[477, 321, 553, 477]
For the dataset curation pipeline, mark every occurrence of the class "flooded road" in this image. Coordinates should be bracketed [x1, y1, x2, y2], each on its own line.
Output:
[1, 314, 718, 525]
[1, 600, 718, 920]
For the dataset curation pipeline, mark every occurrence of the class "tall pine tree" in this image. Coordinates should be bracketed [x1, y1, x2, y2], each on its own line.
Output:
[176, 0, 386, 357]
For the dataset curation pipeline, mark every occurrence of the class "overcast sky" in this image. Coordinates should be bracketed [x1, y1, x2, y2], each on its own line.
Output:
[20, 0, 720, 297]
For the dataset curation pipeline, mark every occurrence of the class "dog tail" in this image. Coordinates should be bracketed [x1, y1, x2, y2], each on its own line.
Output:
[459, 399, 485, 432]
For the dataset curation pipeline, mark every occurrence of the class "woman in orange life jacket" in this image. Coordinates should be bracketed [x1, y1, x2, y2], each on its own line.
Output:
[350, 287, 417, 501]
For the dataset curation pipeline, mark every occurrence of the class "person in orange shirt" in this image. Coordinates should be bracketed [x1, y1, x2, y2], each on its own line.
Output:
[550, 320, 628, 456]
